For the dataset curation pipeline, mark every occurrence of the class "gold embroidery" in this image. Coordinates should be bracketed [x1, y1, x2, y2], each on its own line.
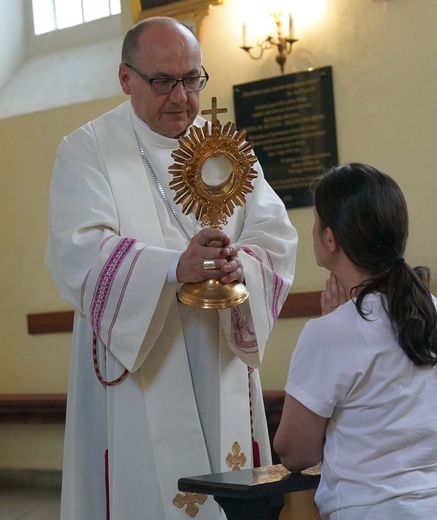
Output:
[226, 441, 247, 471]
[173, 492, 208, 518]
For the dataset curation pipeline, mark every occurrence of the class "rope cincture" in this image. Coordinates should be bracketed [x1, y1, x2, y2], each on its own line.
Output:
[93, 333, 129, 386]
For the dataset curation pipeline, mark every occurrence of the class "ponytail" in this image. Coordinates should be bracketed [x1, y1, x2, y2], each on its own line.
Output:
[312, 163, 437, 367]
[355, 263, 437, 366]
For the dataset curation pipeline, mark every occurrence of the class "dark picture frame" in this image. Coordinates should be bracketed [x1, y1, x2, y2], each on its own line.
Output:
[131, 0, 224, 37]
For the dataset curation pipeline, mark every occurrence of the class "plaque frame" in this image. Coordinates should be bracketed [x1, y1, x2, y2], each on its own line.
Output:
[130, 0, 224, 37]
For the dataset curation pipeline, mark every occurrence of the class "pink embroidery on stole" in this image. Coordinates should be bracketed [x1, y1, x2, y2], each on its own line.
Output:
[239, 246, 285, 322]
[271, 273, 284, 322]
[231, 307, 257, 351]
[90, 238, 137, 336]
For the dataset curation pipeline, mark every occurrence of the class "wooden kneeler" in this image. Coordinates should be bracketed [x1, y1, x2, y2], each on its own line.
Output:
[178, 464, 320, 520]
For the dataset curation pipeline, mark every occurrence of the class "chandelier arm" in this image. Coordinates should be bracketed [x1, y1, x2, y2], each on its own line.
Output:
[241, 46, 264, 60]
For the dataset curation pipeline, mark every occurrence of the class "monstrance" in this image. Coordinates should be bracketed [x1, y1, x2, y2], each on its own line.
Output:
[169, 97, 258, 309]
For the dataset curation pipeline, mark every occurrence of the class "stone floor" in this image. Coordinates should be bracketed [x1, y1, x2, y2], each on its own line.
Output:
[0, 486, 61, 520]
[0, 485, 319, 519]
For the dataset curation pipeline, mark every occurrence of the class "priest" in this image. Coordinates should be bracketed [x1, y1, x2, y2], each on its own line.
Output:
[45, 16, 298, 520]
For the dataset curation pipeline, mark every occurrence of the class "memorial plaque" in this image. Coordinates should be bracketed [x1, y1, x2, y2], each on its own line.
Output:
[233, 66, 338, 208]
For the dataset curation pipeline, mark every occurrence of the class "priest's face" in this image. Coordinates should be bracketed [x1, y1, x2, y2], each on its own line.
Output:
[119, 23, 202, 139]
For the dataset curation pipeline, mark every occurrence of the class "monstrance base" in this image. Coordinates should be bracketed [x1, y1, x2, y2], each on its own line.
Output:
[178, 279, 248, 309]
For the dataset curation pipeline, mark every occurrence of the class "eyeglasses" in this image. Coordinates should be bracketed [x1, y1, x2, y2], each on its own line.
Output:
[124, 63, 209, 94]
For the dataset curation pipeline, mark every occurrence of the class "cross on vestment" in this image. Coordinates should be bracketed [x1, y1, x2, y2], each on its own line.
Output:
[225, 441, 247, 471]
[201, 97, 228, 126]
[173, 492, 208, 518]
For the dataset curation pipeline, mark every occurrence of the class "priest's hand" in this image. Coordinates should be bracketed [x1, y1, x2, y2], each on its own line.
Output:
[321, 273, 348, 315]
[176, 227, 244, 284]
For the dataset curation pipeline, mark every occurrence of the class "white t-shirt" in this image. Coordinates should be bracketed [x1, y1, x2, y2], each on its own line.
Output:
[285, 293, 437, 519]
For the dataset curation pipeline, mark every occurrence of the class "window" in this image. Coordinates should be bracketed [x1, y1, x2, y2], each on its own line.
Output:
[32, 0, 121, 35]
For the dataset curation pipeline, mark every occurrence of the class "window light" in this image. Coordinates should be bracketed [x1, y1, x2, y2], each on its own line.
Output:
[32, 0, 121, 35]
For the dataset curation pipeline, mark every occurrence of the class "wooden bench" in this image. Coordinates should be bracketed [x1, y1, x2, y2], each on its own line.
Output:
[19, 291, 320, 426]
[178, 464, 320, 520]
[26, 292, 322, 334]
[0, 391, 284, 431]
[0, 393, 320, 519]
[17, 291, 320, 426]
[0, 394, 66, 423]
[0, 292, 322, 513]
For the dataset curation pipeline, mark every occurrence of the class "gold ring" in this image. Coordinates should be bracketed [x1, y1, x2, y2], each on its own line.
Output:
[203, 259, 216, 270]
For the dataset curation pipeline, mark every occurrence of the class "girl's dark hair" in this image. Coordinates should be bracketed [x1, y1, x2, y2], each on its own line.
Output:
[311, 163, 437, 366]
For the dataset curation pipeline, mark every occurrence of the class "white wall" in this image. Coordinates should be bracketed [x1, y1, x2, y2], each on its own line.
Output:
[196, 0, 437, 387]
[0, 0, 26, 92]
[0, 4, 123, 118]
[1, 0, 436, 469]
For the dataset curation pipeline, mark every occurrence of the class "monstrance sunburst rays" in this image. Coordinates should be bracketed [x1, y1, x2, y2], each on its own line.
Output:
[169, 120, 258, 228]
[167, 98, 257, 309]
